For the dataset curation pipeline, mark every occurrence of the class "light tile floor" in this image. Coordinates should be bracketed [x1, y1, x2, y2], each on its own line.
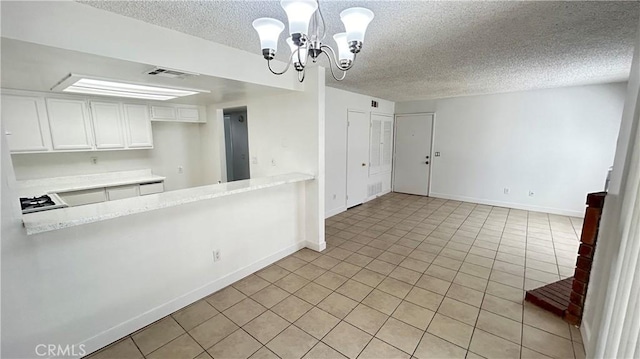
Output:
[87, 193, 587, 359]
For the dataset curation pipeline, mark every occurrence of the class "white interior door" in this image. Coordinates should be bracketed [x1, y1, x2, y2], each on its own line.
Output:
[347, 110, 369, 207]
[393, 114, 433, 196]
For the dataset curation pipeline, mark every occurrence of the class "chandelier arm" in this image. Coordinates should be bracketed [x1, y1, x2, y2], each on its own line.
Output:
[298, 68, 306, 82]
[321, 50, 347, 81]
[297, 44, 303, 67]
[320, 45, 357, 72]
[267, 54, 294, 75]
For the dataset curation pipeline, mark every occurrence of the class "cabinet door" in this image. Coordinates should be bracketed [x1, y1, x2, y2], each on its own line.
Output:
[176, 107, 200, 122]
[150, 106, 176, 120]
[58, 188, 106, 206]
[46, 98, 93, 150]
[139, 181, 164, 195]
[106, 185, 139, 201]
[123, 104, 153, 148]
[90, 101, 125, 149]
[1, 95, 52, 152]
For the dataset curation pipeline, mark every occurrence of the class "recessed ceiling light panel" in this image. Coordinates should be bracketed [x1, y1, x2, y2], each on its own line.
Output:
[51, 74, 209, 101]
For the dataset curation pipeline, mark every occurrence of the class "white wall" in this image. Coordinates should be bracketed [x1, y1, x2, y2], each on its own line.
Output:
[325, 87, 395, 218]
[396, 83, 627, 216]
[582, 23, 640, 357]
[201, 66, 326, 250]
[11, 122, 205, 191]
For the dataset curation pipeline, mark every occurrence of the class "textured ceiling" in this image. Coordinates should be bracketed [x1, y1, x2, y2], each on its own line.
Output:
[81, 1, 640, 102]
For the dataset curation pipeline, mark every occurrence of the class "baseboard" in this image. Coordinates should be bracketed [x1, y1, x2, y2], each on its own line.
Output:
[306, 240, 326, 252]
[429, 192, 585, 217]
[80, 241, 306, 357]
[325, 206, 347, 218]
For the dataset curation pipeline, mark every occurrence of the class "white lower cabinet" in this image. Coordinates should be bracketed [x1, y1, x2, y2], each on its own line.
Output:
[1, 95, 52, 152]
[106, 185, 139, 201]
[139, 182, 164, 195]
[58, 181, 164, 207]
[58, 188, 106, 206]
[46, 98, 94, 150]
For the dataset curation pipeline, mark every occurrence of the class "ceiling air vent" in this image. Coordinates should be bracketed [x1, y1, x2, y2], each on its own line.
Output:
[145, 67, 199, 79]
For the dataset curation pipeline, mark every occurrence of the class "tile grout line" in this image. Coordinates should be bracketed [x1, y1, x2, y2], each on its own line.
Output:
[90, 194, 580, 359]
[465, 205, 511, 359]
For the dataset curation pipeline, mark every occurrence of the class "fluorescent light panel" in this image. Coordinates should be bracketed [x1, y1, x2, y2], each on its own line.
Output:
[61, 78, 201, 100]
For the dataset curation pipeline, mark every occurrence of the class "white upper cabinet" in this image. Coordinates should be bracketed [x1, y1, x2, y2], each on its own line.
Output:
[46, 98, 93, 150]
[90, 101, 126, 149]
[123, 104, 153, 148]
[2, 89, 190, 152]
[150, 104, 204, 123]
[150, 105, 176, 120]
[2, 94, 52, 152]
[176, 107, 200, 122]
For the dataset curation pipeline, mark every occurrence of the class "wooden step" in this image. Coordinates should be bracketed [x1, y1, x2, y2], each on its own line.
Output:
[525, 277, 574, 317]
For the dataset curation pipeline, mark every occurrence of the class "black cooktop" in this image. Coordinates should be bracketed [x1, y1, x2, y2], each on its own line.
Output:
[20, 195, 56, 211]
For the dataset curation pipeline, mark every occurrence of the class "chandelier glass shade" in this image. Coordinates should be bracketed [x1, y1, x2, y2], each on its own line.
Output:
[252, 0, 374, 82]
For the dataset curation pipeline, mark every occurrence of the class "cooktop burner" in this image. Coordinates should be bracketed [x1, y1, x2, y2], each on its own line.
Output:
[20, 195, 57, 213]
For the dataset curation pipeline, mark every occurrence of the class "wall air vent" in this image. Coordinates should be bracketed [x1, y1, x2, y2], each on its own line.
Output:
[145, 67, 199, 79]
[367, 182, 383, 197]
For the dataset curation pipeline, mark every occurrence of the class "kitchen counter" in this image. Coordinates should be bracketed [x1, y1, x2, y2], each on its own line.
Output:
[16, 169, 166, 197]
[22, 172, 315, 235]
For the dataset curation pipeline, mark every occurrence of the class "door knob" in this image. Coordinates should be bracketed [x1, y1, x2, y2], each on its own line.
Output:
[362, 163, 366, 167]
[425, 161, 429, 165]
[426, 156, 429, 159]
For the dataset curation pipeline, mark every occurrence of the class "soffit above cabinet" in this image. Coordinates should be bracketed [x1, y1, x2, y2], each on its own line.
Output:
[1, 38, 293, 105]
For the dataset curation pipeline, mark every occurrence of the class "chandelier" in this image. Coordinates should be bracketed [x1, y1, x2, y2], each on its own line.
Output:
[252, 0, 374, 82]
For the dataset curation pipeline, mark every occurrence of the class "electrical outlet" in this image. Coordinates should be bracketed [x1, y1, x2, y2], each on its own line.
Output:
[504, 188, 510, 195]
[90, 157, 98, 165]
[271, 159, 276, 166]
[332, 194, 337, 200]
[213, 250, 221, 262]
[528, 191, 535, 197]
[178, 166, 184, 174]
[435, 152, 441, 157]
[251, 156, 258, 164]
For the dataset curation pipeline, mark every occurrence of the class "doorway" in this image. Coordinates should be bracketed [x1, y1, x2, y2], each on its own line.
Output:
[393, 113, 434, 196]
[224, 108, 250, 182]
[346, 110, 369, 207]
